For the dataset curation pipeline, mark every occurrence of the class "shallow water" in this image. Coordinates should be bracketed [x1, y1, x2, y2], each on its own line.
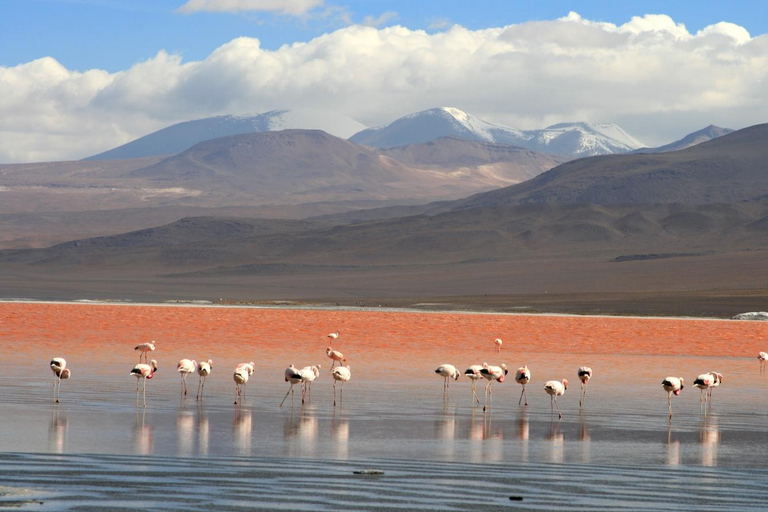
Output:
[1, 303, 768, 510]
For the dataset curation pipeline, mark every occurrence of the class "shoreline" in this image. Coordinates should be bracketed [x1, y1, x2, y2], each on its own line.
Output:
[0, 297, 749, 322]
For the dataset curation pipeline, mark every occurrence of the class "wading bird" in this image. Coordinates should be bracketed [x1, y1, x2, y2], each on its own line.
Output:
[326, 347, 346, 371]
[233, 364, 253, 405]
[50, 358, 71, 403]
[196, 359, 213, 400]
[327, 330, 340, 341]
[662, 376, 684, 419]
[176, 359, 197, 397]
[332, 365, 351, 407]
[577, 367, 593, 408]
[759, 352, 768, 374]
[464, 365, 484, 405]
[544, 379, 568, 419]
[480, 363, 508, 412]
[300, 364, 321, 403]
[494, 338, 503, 353]
[435, 364, 460, 391]
[694, 373, 717, 404]
[707, 371, 723, 402]
[131, 359, 158, 408]
[280, 364, 303, 408]
[515, 366, 531, 406]
[134, 341, 156, 363]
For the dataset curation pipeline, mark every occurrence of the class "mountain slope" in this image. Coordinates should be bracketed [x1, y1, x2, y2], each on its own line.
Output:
[86, 108, 368, 160]
[451, 123, 768, 209]
[633, 125, 734, 153]
[349, 107, 645, 156]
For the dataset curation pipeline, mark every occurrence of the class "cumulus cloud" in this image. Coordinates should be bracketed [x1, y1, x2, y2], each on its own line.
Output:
[177, 0, 324, 15]
[1, 12, 767, 162]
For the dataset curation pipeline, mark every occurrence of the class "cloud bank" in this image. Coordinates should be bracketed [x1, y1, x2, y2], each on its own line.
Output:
[1, 12, 766, 162]
[177, 0, 325, 16]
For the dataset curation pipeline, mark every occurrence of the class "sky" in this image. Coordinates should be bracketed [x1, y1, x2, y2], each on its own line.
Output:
[1, 0, 767, 163]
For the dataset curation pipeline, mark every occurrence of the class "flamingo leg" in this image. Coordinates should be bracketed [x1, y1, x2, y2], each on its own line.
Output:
[340, 381, 344, 405]
[580, 383, 587, 408]
[279, 384, 293, 408]
[301, 384, 306, 405]
[142, 378, 147, 408]
[483, 381, 491, 412]
[196, 377, 203, 400]
[555, 396, 562, 420]
[668, 391, 673, 419]
[333, 380, 338, 407]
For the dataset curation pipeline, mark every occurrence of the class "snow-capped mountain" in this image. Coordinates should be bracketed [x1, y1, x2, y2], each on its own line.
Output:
[86, 108, 367, 161]
[349, 107, 645, 157]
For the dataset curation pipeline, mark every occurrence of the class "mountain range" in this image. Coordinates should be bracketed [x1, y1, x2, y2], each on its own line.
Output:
[2, 122, 767, 315]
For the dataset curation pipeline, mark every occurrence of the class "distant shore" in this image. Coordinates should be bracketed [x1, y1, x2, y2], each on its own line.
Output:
[0, 295, 759, 322]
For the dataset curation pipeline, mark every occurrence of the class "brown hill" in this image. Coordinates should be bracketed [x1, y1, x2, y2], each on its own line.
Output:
[453, 123, 768, 208]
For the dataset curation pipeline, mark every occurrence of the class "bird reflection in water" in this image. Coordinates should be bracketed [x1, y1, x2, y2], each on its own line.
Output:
[547, 420, 564, 463]
[700, 416, 720, 467]
[578, 412, 591, 463]
[332, 411, 349, 459]
[48, 409, 68, 453]
[198, 406, 210, 456]
[467, 409, 504, 463]
[517, 411, 529, 462]
[284, 406, 318, 458]
[233, 406, 252, 456]
[176, 409, 194, 456]
[666, 426, 681, 466]
[133, 409, 154, 456]
[435, 407, 457, 459]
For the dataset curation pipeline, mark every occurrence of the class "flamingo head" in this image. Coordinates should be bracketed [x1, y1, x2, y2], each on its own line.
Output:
[562, 379, 568, 390]
[501, 363, 508, 375]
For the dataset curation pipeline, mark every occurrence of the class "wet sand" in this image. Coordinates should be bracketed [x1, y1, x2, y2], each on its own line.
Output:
[1, 302, 768, 510]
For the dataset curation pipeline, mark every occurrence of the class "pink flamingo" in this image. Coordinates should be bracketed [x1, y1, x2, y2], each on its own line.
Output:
[196, 359, 213, 400]
[544, 379, 568, 419]
[332, 365, 351, 407]
[707, 371, 723, 402]
[50, 358, 71, 403]
[758, 352, 768, 374]
[515, 366, 531, 406]
[577, 367, 592, 408]
[280, 364, 303, 408]
[480, 363, 508, 411]
[327, 330, 340, 341]
[300, 364, 321, 403]
[134, 341, 156, 363]
[494, 338, 503, 353]
[464, 365, 484, 404]
[662, 376, 684, 419]
[435, 364, 460, 391]
[326, 347, 346, 371]
[130, 359, 158, 408]
[233, 362, 254, 405]
[177, 359, 197, 396]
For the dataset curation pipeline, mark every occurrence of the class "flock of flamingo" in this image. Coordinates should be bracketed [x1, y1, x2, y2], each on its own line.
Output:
[47, 333, 759, 418]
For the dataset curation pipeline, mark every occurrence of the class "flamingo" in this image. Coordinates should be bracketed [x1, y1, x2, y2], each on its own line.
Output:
[326, 347, 346, 371]
[758, 352, 768, 374]
[130, 359, 158, 408]
[494, 338, 503, 353]
[176, 359, 197, 397]
[577, 367, 593, 408]
[50, 358, 71, 403]
[327, 330, 340, 341]
[515, 366, 531, 406]
[544, 379, 568, 419]
[280, 364, 303, 408]
[694, 373, 716, 403]
[435, 364, 460, 391]
[233, 364, 253, 405]
[707, 371, 723, 402]
[479, 363, 508, 412]
[134, 341, 156, 363]
[662, 376, 684, 419]
[300, 364, 321, 403]
[196, 359, 213, 400]
[464, 365, 484, 404]
[332, 365, 351, 407]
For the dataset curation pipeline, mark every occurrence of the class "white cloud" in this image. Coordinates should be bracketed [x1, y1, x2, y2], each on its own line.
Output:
[177, 0, 324, 16]
[1, 12, 767, 162]
[362, 11, 398, 28]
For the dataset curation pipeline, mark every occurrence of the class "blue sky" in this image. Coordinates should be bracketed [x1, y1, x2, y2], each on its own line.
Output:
[3, 0, 766, 72]
[1, 0, 767, 162]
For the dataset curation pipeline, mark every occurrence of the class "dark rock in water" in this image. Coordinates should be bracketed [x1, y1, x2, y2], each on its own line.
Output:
[732, 312, 768, 321]
[353, 469, 385, 475]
